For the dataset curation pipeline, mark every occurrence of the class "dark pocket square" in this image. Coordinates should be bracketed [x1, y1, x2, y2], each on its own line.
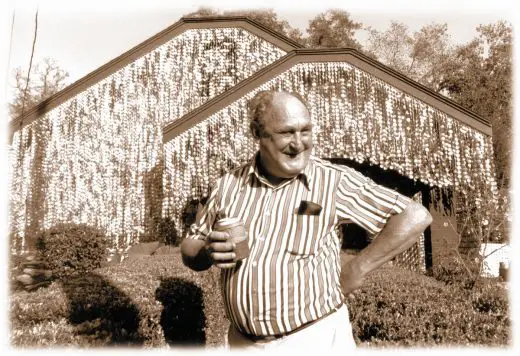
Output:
[297, 200, 322, 215]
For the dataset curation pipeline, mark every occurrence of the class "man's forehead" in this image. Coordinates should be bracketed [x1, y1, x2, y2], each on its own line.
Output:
[268, 93, 309, 118]
[265, 115, 312, 136]
[271, 92, 306, 108]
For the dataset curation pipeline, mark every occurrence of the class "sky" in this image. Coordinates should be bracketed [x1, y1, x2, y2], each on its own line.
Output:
[0, 0, 519, 353]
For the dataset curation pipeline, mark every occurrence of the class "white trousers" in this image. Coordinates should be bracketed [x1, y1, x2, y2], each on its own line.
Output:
[226, 304, 357, 353]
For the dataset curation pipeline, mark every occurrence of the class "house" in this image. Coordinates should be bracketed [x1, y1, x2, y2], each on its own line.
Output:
[8, 17, 497, 271]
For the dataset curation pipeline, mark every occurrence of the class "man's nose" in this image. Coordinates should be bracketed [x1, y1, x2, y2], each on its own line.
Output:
[289, 132, 304, 150]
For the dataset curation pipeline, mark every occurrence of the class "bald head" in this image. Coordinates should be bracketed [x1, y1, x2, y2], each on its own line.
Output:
[248, 91, 310, 138]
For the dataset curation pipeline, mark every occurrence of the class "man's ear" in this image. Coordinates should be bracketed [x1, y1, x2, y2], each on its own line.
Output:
[250, 121, 261, 139]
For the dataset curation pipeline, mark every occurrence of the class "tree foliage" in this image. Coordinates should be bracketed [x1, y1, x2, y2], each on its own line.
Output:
[184, 6, 218, 18]
[9, 57, 69, 119]
[184, 7, 365, 49]
[305, 9, 362, 49]
[184, 7, 304, 43]
[438, 21, 512, 187]
[364, 21, 454, 89]
[226, 8, 304, 42]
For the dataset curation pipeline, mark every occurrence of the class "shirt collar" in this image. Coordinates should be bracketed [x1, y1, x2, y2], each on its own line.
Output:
[244, 152, 314, 190]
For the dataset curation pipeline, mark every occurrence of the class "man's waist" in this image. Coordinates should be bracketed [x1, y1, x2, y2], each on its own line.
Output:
[239, 302, 344, 342]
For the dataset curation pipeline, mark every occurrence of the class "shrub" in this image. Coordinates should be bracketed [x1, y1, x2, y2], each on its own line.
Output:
[9, 252, 227, 348]
[36, 224, 110, 279]
[10, 282, 70, 326]
[348, 266, 510, 347]
[10, 252, 509, 348]
[141, 217, 181, 246]
[428, 255, 482, 288]
[156, 217, 180, 245]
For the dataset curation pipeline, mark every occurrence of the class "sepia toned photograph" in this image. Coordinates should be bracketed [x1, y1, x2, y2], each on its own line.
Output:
[3, 0, 515, 353]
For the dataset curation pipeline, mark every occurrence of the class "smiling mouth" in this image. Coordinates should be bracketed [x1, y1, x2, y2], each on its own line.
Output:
[285, 152, 301, 158]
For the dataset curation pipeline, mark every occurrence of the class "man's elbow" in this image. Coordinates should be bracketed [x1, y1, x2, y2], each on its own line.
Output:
[408, 201, 433, 230]
[180, 238, 213, 271]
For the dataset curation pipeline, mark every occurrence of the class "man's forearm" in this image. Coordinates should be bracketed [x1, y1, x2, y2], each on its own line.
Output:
[180, 238, 213, 271]
[347, 200, 432, 275]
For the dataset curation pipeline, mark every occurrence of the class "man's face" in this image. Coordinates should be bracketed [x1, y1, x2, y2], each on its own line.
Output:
[257, 95, 313, 179]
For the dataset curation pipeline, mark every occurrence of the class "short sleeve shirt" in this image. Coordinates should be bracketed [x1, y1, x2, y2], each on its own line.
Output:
[187, 155, 411, 336]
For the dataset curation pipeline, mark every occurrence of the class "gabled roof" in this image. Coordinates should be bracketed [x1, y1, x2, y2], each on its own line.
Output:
[8, 16, 303, 135]
[163, 47, 492, 142]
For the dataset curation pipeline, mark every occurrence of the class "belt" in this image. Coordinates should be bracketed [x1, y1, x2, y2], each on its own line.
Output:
[240, 303, 343, 343]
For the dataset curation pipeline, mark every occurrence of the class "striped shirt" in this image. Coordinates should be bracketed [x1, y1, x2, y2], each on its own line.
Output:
[187, 155, 411, 336]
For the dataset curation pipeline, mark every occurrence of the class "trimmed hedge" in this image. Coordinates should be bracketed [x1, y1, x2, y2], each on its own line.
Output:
[36, 224, 109, 279]
[348, 267, 510, 347]
[10, 252, 227, 348]
[9, 251, 510, 348]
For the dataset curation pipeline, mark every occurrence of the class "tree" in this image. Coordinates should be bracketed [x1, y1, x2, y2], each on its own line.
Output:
[408, 23, 454, 89]
[184, 6, 219, 18]
[364, 21, 454, 89]
[438, 21, 512, 187]
[306, 9, 362, 49]
[184, 7, 304, 43]
[9, 57, 69, 119]
[225, 8, 304, 42]
[364, 21, 411, 72]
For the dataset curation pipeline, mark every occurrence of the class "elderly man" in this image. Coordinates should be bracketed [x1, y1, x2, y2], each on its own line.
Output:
[181, 90, 432, 350]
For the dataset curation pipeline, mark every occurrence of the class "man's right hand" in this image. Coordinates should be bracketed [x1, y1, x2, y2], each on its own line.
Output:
[207, 231, 237, 269]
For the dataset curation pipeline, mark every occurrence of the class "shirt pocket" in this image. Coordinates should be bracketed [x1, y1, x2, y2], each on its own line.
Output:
[285, 214, 320, 257]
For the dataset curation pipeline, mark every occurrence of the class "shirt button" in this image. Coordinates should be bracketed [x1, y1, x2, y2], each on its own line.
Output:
[252, 261, 257, 267]
[265, 211, 270, 216]
[257, 235, 265, 241]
